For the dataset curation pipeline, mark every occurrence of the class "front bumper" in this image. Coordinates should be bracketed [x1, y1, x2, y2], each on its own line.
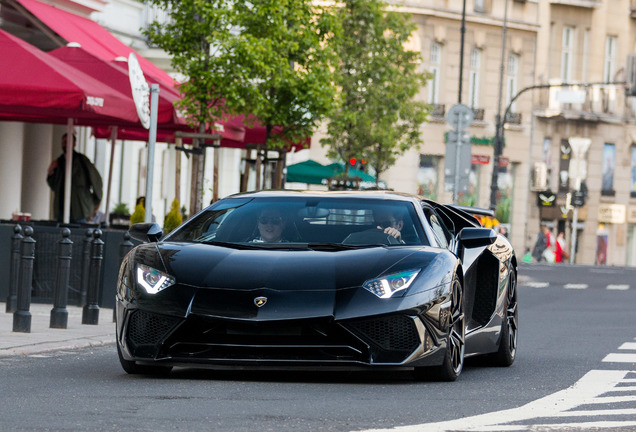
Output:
[116, 300, 450, 369]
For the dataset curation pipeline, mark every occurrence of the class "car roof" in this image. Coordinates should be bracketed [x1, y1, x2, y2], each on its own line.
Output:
[224, 190, 422, 203]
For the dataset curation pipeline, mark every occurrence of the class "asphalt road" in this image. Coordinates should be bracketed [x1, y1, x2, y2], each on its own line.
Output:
[1, 263, 635, 431]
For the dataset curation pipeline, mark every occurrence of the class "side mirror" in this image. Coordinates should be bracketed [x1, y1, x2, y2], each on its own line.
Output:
[128, 223, 163, 243]
[458, 227, 497, 248]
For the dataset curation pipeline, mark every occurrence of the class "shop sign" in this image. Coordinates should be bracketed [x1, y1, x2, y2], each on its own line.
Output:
[472, 155, 490, 165]
[597, 204, 626, 224]
[537, 191, 556, 207]
[627, 206, 636, 223]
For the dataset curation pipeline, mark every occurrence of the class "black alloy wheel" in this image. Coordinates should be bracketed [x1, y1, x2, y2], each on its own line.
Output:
[415, 274, 465, 382]
[490, 269, 518, 366]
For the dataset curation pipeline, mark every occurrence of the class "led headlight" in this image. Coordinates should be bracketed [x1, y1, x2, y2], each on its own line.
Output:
[136, 264, 175, 294]
[363, 269, 420, 299]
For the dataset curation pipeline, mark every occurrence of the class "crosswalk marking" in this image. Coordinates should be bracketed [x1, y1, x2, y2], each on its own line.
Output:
[564, 283, 588, 289]
[602, 353, 636, 363]
[525, 282, 549, 288]
[521, 282, 631, 290]
[619, 343, 636, 350]
[360, 370, 634, 432]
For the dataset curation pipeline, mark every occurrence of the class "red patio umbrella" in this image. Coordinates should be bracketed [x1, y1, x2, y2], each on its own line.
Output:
[0, 29, 138, 125]
[0, 28, 143, 223]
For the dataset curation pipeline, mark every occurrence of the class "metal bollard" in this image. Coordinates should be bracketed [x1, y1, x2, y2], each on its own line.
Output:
[6, 224, 23, 313]
[82, 228, 103, 325]
[78, 228, 93, 307]
[50, 228, 73, 329]
[114, 231, 134, 322]
[13, 226, 35, 333]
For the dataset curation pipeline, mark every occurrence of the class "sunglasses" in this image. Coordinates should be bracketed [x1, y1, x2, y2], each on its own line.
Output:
[258, 216, 283, 226]
[377, 220, 396, 229]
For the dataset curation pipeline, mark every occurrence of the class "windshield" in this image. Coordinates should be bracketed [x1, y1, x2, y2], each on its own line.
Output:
[166, 197, 429, 247]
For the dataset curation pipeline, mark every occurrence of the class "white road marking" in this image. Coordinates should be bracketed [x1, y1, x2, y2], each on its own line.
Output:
[360, 370, 633, 432]
[602, 353, 636, 363]
[564, 283, 588, 289]
[607, 284, 630, 290]
[619, 343, 636, 350]
[524, 282, 549, 288]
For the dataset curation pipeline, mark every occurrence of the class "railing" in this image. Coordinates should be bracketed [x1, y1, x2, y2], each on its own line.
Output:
[472, 108, 485, 121]
[505, 112, 522, 124]
[431, 104, 445, 117]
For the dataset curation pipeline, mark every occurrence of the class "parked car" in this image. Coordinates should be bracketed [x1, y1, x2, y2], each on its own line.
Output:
[115, 190, 518, 381]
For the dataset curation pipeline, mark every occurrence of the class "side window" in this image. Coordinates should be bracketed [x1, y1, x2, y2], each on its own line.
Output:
[423, 206, 452, 248]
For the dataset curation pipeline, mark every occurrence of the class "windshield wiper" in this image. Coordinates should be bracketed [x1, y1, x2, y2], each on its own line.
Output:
[307, 243, 376, 251]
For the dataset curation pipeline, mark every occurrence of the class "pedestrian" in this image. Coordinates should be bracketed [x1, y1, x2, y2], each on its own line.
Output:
[46, 133, 103, 224]
[532, 224, 554, 262]
[554, 231, 569, 263]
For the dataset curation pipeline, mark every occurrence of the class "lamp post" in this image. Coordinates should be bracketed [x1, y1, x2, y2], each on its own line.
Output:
[489, 0, 510, 211]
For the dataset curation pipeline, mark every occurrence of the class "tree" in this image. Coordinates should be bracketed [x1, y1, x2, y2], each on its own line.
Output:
[321, 0, 429, 185]
[144, 0, 338, 199]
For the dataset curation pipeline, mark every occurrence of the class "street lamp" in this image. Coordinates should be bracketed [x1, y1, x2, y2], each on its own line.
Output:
[489, 0, 510, 211]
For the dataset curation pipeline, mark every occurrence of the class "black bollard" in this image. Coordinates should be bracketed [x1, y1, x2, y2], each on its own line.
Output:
[13, 226, 35, 333]
[50, 228, 73, 329]
[6, 224, 23, 313]
[82, 228, 103, 325]
[78, 228, 93, 307]
[114, 231, 134, 322]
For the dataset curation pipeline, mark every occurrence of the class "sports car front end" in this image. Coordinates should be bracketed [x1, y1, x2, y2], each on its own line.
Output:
[115, 241, 460, 371]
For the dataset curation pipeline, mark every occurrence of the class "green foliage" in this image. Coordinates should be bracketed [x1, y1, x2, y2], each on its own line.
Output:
[163, 199, 183, 234]
[112, 202, 130, 215]
[130, 202, 145, 225]
[321, 0, 429, 184]
[143, 0, 338, 148]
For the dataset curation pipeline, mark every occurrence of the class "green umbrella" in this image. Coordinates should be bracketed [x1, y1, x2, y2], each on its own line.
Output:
[286, 160, 334, 184]
[286, 160, 385, 188]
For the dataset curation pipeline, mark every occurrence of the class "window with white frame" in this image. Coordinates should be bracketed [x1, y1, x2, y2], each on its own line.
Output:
[561, 27, 574, 82]
[506, 53, 519, 112]
[428, 41, 441, 105]
[468, 48, 481, 109]
[604, 36, 617, 83]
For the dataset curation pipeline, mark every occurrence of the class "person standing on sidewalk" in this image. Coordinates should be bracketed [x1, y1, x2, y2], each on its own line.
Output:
[47, 133, 103, 224]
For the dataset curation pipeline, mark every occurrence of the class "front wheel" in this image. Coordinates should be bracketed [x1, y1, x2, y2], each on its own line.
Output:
[415, 274, 465, 382]
[490, 269, 518, 367]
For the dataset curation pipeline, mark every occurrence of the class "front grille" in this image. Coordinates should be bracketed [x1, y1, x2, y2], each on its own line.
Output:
[127, 310, 181, 349]
[162, 315, 371, 364]
[346, 315, 419, 353]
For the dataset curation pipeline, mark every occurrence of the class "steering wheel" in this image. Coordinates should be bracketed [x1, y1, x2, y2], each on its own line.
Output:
[342, 228, 401, 245]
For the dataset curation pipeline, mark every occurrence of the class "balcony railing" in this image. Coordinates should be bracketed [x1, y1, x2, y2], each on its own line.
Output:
[472, 108, 485, 121]
[431, 104, 445, 118]
[535, 81, 626, 120]
[505, 112, 522, 124]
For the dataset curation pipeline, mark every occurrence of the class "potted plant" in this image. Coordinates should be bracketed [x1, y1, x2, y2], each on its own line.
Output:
[109, 202, 131, 227]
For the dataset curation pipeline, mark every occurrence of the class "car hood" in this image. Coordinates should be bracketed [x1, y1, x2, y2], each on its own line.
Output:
[147, 242, 443, 291]
[129, 242, 453, 320]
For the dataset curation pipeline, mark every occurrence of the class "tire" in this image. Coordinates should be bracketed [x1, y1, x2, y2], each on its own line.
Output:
[117, 342, 172, 375]
[490, 269, 518, 367]
[415, 274, 465, 382]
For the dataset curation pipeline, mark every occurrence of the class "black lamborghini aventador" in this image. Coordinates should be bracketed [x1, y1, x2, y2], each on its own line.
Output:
[115, 190, 518, 381]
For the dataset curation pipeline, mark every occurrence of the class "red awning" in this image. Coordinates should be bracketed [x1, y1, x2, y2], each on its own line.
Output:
[49, 45, 181, 126]
[14, 0, 178, 93]
[0, 28, 138, 124]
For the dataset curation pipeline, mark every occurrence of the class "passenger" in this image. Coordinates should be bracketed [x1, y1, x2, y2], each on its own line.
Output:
[251, 208, 288, 243]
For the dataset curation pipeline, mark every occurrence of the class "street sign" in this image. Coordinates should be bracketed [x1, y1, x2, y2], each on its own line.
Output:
[447, 104, 474, 130]
[446, 104, 474, 202]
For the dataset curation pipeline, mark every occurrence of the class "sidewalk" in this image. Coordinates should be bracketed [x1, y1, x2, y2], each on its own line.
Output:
[0, 302, 115, 358]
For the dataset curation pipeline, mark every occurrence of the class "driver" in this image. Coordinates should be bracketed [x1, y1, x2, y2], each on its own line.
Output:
[251, 208, 288, 243]
[374, 208, 404, 243]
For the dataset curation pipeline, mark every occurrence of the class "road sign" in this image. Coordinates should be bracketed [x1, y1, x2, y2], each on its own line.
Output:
[447, 104, 474, 130]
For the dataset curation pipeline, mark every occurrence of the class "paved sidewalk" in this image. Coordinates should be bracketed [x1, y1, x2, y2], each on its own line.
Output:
[0, 302, 115, 358]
